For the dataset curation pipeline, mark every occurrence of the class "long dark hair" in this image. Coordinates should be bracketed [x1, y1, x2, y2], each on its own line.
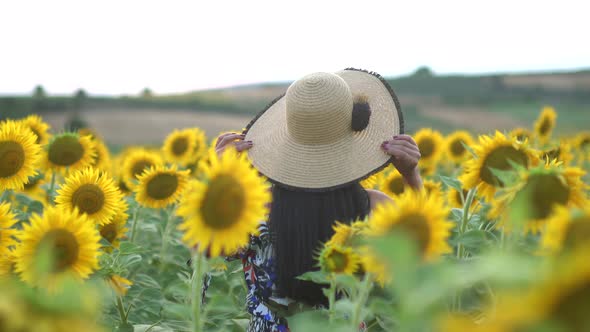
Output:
[268, 182, 370, 306]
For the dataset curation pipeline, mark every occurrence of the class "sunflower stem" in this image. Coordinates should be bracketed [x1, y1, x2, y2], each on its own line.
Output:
[351, 274, 372, 331]
[116, 296, 128, 324]
[159, 205, 176, 272]
[130, 206, 142, 243]
[191, 252, 205, 332]
[457, 188, 477, 260]
[47, 170, 56, 204]
[328, 274, 336, 324]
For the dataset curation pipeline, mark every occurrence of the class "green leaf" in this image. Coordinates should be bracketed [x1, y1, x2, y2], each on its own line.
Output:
[453, 230, 491, 249]
[450, 208, 464, 223]
[438, 175, 463, 192]
[296, 271, 330, 284]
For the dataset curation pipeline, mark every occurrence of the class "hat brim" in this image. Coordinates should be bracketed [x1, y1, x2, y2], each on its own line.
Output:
[243, 68, 404, 191]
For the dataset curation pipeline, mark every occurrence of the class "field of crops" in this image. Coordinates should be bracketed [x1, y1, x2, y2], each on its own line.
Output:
[1, 106, 590, 332]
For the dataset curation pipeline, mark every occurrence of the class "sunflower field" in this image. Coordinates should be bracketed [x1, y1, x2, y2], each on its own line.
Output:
[1, 107, 590, 332]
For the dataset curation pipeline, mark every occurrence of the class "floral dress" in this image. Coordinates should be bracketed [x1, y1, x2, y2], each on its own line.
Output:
[231, 222, 291, 332]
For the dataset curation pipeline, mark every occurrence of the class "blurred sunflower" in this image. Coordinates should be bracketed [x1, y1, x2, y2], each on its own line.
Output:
[90, 138, 112, 171]
[13, 206, 101, 288]
[0, 202, 18, 251]
[55, 167, 124, 226]
[0, 120, 42, 190]
[45, 133, 96, 173]
[446, 186, 480, 214]
[177, 148, 271, 257]
[106, 274, 133, 296]
[368, 190, 452, 261]
[163, 128, 207, 166]
[490, 161, 587, 233]
[541, 140, 573, 165]
[533, 106, 557, 145]
[20, 173, 47, 202]
[414, 128, 444, 168]
[422, 179, 443, 198]
[459, 131, 539, 202]
[319, 244, 360, 275]
[359, 246, 390, 286]
[135, 165, 190, 208]
[509, 127, 532, 143]
[99, 202, 129, 252]
[326, 220, 368, 247]
[574, 131, 590, 151]
[20, 114, 51, 145]
[445, 130, 474, 163]
[541, 206, 590, 254]
[380, 168, 406, 198]
[121, 148, 164, 189]
[360, 170, 386, 190]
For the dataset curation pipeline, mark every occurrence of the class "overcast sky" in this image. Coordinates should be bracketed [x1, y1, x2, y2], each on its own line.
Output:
[1, 0, 588, 95]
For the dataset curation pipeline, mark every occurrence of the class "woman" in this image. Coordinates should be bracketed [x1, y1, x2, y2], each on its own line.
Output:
[216, 69, 422, 331]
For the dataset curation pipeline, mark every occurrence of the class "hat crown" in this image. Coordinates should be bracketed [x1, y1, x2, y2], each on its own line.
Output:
[286, 72, 353, 145]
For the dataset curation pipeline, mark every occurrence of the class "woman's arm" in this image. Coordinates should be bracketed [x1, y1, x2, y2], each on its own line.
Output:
[381, 135, 423, 190]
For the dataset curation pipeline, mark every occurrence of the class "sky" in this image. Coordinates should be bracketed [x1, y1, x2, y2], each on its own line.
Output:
[1, 0, 588, 95]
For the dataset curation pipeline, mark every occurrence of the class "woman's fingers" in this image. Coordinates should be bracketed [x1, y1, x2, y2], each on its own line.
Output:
[234, 140, 253, 152]
[383, 140, 420, 155]
[217, 133, 244, 148]
[393, 134, 418, 146]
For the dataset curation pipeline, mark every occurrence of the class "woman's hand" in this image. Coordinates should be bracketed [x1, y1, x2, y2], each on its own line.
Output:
[381, 135, 423, 189]
[215, 133, 253, 157]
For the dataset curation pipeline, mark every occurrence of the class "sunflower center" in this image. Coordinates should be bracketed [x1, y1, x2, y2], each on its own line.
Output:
[326, 249, 348, 273]
[0, 141, 25, 178]
[131, 160, 153, 178]
[392, 213, 430, 253]
[72, 184, 105, 215]
[201, 175, 245, 230]
[543, 148, 561, 161]
[539, 118, 552, 136]
[172, 137, 189, 156]
[388, 177, 405, 195]
[450, 139, 466, 157]
[48, 136, 84, 166]
[39, 229, 80, 272]
[549, 281, 590, 332]
[581, 137, 590, 149]
[100, 222, 118, 243]
[480, 146, 529, 186]
[418, 138, 435, 159]
[146, 173, 179, 200]
[524, 174, 570, 220]
[562, 217, 590, 251]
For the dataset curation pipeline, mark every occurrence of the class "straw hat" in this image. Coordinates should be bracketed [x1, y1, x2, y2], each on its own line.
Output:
[244, 68, 404, 190]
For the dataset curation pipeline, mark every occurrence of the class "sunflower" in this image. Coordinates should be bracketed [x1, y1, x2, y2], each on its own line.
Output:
[360, 170, 386, 190]
[135, 165, 190, 208]
[177, 148, 271, 257]
[490, 161, 587, 234]
[445, 130, 474, 163]
[121, 148, 164, 189]
[45, 133, 96, 173]
[99, 202, 129, 252]
[318, 244, 360, 275]
[367, 190, 452, 261]
[541, 206, 590, 254]
[533, 106, 557, 145]
[326, 220, 368, 247]
[55, 167, 124, 226]
[540, 140, 574, 166]
[106, 274, 133, 296]
[574, 131, 590, 151]
[90, 139, 112, 171]
[422, 179, 443, 198]
[509, 127, 532, 143]
[0, 202, 18, 252]
[13, 206, 101, 288]
[459, 131, 539, 202]
[0, 120, 42, 190]
[163, 128, 207, 166]
[359, 246, 390, 286]
[414, 128, 444, 168]
[380, 168, 406, 198]
[20, 114, 51, 145]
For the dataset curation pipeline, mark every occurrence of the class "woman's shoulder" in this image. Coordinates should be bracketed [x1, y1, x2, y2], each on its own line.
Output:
[365, 189, 393, 210]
